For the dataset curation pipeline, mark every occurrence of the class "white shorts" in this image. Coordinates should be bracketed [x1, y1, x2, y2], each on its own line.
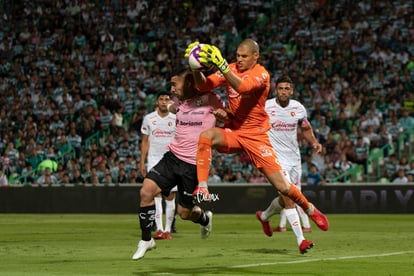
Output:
[281, 164, 302, 190]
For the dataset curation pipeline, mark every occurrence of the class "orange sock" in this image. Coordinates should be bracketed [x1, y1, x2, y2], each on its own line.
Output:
[196, 136, 212, 184]
[287, 183, 311, 212]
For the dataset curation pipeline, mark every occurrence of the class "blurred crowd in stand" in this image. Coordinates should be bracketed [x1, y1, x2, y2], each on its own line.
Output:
[0, 0, 414, 187]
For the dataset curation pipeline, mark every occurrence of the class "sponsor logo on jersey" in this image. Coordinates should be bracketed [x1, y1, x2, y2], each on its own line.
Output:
[177, 120, 203, 126]
[152, 129, 174, 137]
[271, 120, 296, 130]
[191, 111, 205, 115]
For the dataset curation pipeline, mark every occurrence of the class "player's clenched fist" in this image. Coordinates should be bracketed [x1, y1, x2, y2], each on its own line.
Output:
[192, 183, 211, 203]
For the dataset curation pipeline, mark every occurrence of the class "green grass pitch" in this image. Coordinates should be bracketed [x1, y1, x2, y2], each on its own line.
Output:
[1, 214, 414, 275]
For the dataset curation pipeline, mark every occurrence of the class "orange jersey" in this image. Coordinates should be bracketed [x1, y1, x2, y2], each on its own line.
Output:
[199, 63, 271, 132]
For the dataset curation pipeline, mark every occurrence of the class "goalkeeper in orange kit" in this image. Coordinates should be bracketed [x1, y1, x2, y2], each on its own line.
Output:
[184, 39, 329, 235]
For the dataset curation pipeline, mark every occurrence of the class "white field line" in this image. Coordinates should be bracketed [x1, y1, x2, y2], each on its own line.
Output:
[230, 250, 414, 268]
[155, 250, 414, 274]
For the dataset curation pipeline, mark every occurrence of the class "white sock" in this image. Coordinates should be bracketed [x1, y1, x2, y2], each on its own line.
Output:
[279, 208, 287, 228]
[261, 196, 282, 221]
[296, 205, 311, 228]
[154, 196, 164, 232]
[164, 199, 175, 233]
[285, 208, 304, 245]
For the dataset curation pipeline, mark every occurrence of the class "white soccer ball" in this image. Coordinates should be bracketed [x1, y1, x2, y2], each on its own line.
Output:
[187, 43, 212, 71]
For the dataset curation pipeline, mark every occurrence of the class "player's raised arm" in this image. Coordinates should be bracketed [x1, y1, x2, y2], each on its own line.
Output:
[199, 44, 242, 90]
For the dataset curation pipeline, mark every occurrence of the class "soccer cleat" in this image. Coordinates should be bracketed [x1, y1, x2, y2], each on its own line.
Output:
[255, 211, 272, 237]
[132, 238, 156, 260]
[163, 232, 173, 240]
[273, 226, 287, 232]
[309, 206, 329, 231]
[299, 239, 314, 254]
[302, 227, 312, 233]
[200, 211, 213, 239]
[153, 230, 165, 240]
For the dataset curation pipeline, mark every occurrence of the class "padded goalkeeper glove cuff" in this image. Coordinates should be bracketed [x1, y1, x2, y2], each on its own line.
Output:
[217, 59, 230, 74]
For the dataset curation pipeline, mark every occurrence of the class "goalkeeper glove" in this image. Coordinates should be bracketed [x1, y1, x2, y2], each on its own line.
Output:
[199, 44, 230, 74]
[192, 182, 211, 203]
[184, 41, 200, 59]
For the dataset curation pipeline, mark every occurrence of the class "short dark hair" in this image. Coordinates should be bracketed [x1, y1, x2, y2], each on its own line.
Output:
[276, 74, 294, 86]
[156, 91, 171, 99]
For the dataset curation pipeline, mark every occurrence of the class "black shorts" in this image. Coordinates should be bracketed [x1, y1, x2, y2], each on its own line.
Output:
[145, 151, 197, 209]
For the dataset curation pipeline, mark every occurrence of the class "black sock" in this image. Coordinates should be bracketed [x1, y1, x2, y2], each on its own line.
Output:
[194, 210, 209, 226]
[139, 205, 156, 241]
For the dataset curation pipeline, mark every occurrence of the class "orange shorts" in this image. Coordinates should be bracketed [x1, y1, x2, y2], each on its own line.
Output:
[216, 127, 282, 174]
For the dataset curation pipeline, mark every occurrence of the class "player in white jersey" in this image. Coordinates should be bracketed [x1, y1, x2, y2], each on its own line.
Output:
[256, 75, 323, 254]
[140, 91, 177, 240]
[132, 68, 228, 260]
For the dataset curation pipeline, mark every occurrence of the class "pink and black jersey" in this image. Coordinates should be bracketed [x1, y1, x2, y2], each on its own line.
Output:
[169, 92, 225, 165]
